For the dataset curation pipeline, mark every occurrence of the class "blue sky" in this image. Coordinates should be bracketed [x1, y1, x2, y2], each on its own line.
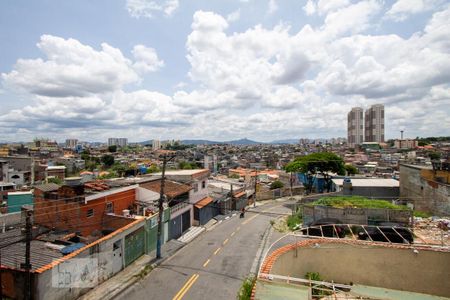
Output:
[0, 0, 449, 142]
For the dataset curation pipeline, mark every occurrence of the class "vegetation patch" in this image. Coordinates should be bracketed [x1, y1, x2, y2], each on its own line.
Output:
[287, 214, 302, 231]
[133, 264, 153, 280]
[237, 275, 256, 300]
[310, 196, 407, 210]
[413, 210, 432, 218]
[305, 272, 332, 298]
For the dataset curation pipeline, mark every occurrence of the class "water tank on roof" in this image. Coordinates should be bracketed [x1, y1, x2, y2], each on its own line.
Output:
[123, 209, 130, 217]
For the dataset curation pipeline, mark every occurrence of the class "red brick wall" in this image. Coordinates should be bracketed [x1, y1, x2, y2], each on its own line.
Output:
[34, 188, 136, 236]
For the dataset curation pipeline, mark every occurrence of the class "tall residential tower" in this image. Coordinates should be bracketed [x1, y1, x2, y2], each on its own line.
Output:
[347, 107, 364, 148]
[365, 104, 385, 143]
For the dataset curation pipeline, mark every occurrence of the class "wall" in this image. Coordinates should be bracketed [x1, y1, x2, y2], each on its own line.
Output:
[302, 205, 412, 226]
[400, 164, 450, 215]
[34, 218, 146, 300]
[270, 242, 450, 297]
[34, 188, 137, 236]
[7, 192, 33, 213]
[342, 186, 399, 199]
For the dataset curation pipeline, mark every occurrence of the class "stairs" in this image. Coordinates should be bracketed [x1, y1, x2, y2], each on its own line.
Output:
[178, 226, 205, 243]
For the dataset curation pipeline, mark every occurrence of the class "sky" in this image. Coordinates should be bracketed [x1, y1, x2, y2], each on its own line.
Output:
[0, 0, 449, 143]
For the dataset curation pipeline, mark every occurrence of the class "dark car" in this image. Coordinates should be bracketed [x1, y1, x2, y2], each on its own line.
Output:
[301, 218, 346, 238]
[357, 223, 413, 244]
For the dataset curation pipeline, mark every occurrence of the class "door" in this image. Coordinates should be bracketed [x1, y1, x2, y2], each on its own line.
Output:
[124, 227, 145, 266]
[112, 240, 123, 274]
[182, 210, 191, 233]
[169, 215, 182, 240]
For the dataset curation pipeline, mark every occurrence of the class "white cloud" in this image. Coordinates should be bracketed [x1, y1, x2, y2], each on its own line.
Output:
[1, 35, 161, 98]
[132, 45, 164, 73]
[322, 0, 382, 37]
[303, 0, 351, 16]
[227, 9, 241, 23]
[385, 0, 441, 21]
[268, 0, 278, 14]
[126, 0, 179, 18]
[303, 0, 316, 15]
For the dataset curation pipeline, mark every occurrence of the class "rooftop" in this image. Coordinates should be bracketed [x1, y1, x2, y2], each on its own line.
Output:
[332, 178, 399, 187]
[140, 179, 191, 199]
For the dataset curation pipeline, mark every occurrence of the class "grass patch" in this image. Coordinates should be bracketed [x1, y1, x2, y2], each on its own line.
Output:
[237, 275, 256, 300]
[287, 214, 302, 231]
[305, 272, 332, 298]
[133, 264, 153, 280]
[413, 210, 432, 218]
[310, 196, 407, 210]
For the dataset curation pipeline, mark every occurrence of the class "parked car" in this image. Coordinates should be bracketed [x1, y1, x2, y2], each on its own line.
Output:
[357, 223, 413, 243]
[301, 218, 346, 238]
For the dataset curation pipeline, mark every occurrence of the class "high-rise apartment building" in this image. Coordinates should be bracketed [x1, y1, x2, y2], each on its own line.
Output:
[365, 104, 385, 143]
[117, 138, 128, 148]
[152, 139, 161, 150]
[65, 139, 78, 148]
[108, 138, 128, 148]
[347, 107, 364, 147]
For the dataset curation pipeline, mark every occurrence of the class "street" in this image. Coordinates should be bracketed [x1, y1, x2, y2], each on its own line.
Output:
[115, 200, 292, 300]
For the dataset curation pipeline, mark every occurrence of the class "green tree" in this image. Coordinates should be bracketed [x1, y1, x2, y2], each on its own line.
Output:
[285, 152, 345, 193]
[108, 145, 117, 153]
[147, 164, 160, 173]
[101, 154, 115, 167]
[344, 164, 358, 175]
[111, 163, 127, 176]
[428, 152, 441, 161]
[270, 180, 284, 190]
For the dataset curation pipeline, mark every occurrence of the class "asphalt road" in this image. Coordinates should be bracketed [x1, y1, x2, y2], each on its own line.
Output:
[115, 200, 292, 300]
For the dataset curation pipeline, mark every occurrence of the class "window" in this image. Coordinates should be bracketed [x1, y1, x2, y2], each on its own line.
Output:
[87, 208, 94, 218]
[106, 202, 113, 213]
[193, 183, 198, 192]
[202, 181, 206, 189]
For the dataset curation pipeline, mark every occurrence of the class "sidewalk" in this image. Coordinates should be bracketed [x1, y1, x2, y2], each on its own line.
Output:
[79, 240, 185, 300]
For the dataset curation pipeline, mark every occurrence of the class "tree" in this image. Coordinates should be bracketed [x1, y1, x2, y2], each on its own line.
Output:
[147, 164, 160, 173]
[108, 145, 117, 153]
[285, 152, 345, 194]
[270, 180, 284, 190]
[344, 164, 358, 175]
[101, 154, 115, 167]
[428, 152, 441, 161]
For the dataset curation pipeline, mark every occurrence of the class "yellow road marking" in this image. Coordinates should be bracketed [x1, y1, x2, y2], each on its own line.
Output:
[203, 259, 210, 267]
[231, 231, 235, 237]
[214, 247, 221, 255]
[173, 274, 199, 300]
[223, 238, 229, 245]
[241, 214, 258, 225]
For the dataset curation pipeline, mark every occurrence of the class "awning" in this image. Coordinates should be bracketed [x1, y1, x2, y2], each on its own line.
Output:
[195, 196, 213, 209]
[234, 191, 246, 198]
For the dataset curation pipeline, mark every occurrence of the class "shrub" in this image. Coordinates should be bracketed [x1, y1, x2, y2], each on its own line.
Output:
[237, 275, 256, 300]
[270, 180, 284, 190]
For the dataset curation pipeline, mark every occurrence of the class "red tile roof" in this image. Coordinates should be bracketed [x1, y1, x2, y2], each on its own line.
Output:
[194, 196, 213, 208]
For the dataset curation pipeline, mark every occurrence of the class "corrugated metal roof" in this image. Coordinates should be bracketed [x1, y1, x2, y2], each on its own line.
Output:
[0, 240, 63, 271]
[34, 183, 61, 192]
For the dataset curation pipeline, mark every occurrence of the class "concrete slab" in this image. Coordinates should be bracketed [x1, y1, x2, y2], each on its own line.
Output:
[254, 280, 310, 300]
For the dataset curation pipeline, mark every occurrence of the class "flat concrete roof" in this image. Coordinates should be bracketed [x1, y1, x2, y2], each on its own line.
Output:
[332, 178, 399, 187]
[155, 169, 209, 176]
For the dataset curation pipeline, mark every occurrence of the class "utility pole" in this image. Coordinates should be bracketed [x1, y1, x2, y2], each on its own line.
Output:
[156, 153, 175, 259]
[253, 168, 258, 208]
[21, 209, 32, 300]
